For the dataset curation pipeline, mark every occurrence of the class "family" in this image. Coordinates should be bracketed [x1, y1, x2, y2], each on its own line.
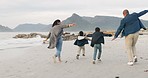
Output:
[43, 9, 148, 66]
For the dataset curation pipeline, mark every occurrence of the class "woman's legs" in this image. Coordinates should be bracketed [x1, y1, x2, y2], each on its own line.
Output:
[55, 37, 63, 62]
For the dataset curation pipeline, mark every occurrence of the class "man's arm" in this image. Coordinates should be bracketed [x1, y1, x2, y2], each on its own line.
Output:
[114, 20, 125, 39]
[137, 10, 148, 17]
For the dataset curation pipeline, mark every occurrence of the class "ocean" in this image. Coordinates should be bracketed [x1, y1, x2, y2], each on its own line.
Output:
[0, 32, 48, 50]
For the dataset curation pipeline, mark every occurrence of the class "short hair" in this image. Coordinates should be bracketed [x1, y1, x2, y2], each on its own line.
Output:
[95, 27, 100, 32]
[123, 9, 129, 15]
[79, 31, 84, 36]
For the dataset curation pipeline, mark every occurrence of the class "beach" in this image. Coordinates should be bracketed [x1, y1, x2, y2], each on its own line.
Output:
[0, 33, 148, 78]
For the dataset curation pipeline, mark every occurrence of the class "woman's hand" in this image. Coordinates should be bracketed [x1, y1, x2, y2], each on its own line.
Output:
[43, 39, 48, 44]
[68, 23, 76, 27]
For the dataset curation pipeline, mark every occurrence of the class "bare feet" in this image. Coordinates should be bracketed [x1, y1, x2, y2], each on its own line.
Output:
[58, 58, 62, 63]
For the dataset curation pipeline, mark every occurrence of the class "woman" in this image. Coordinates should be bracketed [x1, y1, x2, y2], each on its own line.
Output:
[44, 19, 75, 63]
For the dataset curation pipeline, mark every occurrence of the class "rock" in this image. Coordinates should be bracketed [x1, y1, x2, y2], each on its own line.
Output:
[62, 32, 78, 41]
[62, 34, 78, 41]
[13, 32, 77, 40]
[13, 33, 47, 39]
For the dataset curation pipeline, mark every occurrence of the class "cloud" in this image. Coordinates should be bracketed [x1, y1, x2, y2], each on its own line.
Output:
[0, 0, 148, 28]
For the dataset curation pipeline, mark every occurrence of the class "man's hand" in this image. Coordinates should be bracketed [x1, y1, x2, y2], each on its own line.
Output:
[112, 38, 116, 41]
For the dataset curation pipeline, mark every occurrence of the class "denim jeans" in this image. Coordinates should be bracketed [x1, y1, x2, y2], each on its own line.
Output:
[93, 44, 102, 60]
[55, 36, 63, 58]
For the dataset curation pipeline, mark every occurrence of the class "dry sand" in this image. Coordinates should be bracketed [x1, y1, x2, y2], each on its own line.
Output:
[0, 36, 148, 78]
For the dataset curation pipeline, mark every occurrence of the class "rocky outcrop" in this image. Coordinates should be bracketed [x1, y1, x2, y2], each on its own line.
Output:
[13, 33, 78, 40]
[13, 33, 47, 39]
[62, 34, 78, 41]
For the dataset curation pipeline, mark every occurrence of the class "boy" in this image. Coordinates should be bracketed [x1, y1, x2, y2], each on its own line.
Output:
[91, 27, 104, 64]
[74, 31, 90, 59]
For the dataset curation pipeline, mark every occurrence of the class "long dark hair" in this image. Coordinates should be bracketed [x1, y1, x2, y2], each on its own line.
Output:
[52, 19, 61, 27]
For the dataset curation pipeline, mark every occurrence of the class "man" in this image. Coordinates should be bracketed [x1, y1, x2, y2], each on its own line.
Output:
[112, 9, 148, 66]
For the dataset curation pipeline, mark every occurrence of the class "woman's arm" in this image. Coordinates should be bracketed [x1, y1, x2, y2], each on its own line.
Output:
[61, 23, 76, 28]
[46, 32, 51, 40]
[43, 32, 51, 43]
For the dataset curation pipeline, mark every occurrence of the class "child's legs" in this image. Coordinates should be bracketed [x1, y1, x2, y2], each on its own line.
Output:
[82, 46, 85, 55]
[93, 44, 98, 60]
[97, 44, 102, 59]
[77, 46, 82, 55]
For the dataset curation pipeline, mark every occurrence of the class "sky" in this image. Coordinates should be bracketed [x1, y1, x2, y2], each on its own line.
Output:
[0, 0, 148, 29]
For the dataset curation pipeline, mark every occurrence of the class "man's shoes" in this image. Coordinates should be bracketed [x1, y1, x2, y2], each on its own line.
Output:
[82, 54, 85, 56]
[133, 56, 138, 62]
[127, 61, 134, 66]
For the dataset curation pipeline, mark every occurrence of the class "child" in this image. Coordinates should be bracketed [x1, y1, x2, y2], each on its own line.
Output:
[74, 31, 90, 59]
[91, 27, 104, 64]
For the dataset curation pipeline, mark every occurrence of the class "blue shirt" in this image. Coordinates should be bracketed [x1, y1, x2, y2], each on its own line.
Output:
[114, 10, 148, 38]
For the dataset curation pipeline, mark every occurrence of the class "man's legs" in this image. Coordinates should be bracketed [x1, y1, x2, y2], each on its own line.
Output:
[125, 34, 134, 63]
[132, 32, 139, 56]
[125, 32, 139, 65]
[132, 32, 139, 62]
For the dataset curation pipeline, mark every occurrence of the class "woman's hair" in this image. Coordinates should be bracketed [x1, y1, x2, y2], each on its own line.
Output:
[95, 27, 100, 32]
[52, 19, 61, 27]
[79, 31, 84, 36]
